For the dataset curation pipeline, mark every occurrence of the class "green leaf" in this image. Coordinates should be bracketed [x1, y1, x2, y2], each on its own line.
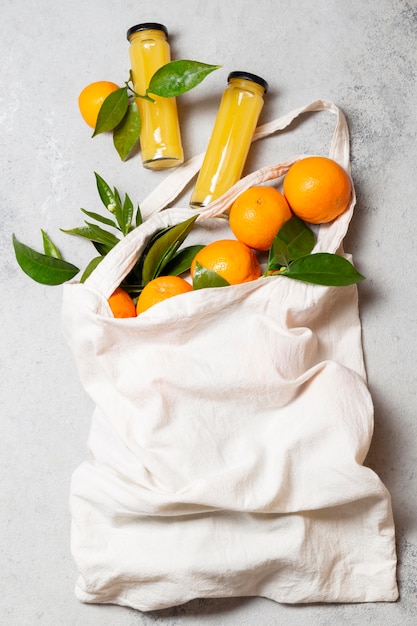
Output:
[41, 229, 62, 259]
[94, 172, 119, 213]
[92, 241, 110, 256]
[80, 208, 117, 229]
[78, 222, 120, 249]
[282, 253, 365, 286]
[113, 100, 141, 161]
[265, 235, 283, 272]
[12, 234, 79, 285]
[271, 215, 315, 267]
[147, 60, 221, 98]
[141, 215, 199, 284]
[92, 87, 129, 136]
[93, 173, 136, 236]
[61, 223, 120, 250]
[80, 256, 103, 282]
[192, 261, 230, 290]
[135, 204, 143, 227]
[163, 245, 205, 276]
[121, 193, 134, 235]
[112, 187, 125, 233]
[134, 226, 172, 279]
[264, 256, 283, 275]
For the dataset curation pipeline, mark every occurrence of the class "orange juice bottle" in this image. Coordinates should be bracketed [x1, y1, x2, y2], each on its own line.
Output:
[127, 23, 184, 169]
[190, 71, 268, 207]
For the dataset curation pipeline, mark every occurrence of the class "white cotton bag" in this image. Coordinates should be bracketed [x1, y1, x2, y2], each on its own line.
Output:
[62, 100, 398, 611]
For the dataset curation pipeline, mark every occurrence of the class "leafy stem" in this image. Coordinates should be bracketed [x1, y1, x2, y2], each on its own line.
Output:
[12, 174, 202, 295]
[93, 60, 221, 160]
[124, 72, 155, 103]
[263, 215, 364, 286]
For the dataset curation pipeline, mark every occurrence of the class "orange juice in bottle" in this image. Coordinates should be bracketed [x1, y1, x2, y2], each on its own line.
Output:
[190, 71, 268, 207]
[127, 23, 184, 169]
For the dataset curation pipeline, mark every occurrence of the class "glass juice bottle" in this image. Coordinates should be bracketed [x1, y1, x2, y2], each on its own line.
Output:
[190, 71, 268, 207]
[127, 23, 184, 169]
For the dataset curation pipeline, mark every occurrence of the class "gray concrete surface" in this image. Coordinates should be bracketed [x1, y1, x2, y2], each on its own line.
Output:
[1, 0, 416, 624]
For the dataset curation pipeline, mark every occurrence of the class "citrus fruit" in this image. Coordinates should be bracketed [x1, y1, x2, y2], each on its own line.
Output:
[283, 156, 352, 224]
[78, 80, 120, 129]
[229, 186, 292, 250]
[136, 275, 193, 314]
[107, 287, 137, 318]
[190, 239, 261, 285]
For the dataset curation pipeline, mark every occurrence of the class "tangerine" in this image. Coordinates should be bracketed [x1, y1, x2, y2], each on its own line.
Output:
[229, 186, 292, 250]
[283, 156, 352, 224]
[107, 287, 137, 318]
[78, 80, 120, 129]
[190, 239, 261, 285]
[136, 275, 193, 314]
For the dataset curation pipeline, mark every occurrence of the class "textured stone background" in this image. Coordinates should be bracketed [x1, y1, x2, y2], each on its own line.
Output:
[1, 0, 416, 624]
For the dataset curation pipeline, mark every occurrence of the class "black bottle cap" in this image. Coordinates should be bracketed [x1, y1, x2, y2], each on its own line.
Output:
[127, 23, 168, 41]
[227, 71, 268, 93]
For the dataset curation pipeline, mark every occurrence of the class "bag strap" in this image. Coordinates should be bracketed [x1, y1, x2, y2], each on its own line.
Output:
[139, 98, 350, 220]
[85, 99, 355, 299]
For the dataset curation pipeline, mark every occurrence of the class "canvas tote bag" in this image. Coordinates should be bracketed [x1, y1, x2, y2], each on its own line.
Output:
[62, 99, 398, 611]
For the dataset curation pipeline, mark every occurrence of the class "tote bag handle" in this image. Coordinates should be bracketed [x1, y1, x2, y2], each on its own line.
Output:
[139, 98, 350, 220]
[85, 99, 355, 299]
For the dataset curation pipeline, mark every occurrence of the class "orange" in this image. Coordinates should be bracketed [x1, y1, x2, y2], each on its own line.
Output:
[190, 239, 261, 285]
[107, 287, 137, 318]
[136, 275, 193, 314]
[229, 186, 292, 251]
[283, 156, 352, 224]
[78, 80, 120, 128]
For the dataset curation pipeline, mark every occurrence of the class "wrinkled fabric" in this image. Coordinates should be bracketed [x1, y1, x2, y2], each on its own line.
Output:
[63, 102, 398, 611]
